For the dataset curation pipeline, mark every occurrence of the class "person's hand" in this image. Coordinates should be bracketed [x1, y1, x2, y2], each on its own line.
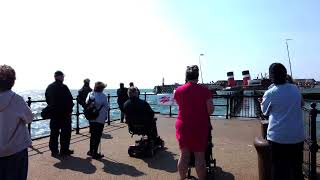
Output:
[258, 97, 262, 103]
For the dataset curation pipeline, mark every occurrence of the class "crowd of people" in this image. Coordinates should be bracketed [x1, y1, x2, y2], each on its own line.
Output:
[0, 63, 306, 180]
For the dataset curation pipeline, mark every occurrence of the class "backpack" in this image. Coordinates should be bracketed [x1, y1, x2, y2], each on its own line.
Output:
[83, 98, 103, 120]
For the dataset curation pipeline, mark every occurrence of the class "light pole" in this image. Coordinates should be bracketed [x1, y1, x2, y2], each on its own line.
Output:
[285, 39, 293, 77]
[199, 53, 204, 84]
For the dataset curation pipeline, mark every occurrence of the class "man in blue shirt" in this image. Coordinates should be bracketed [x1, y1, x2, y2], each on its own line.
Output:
[261, 63, 304, 180]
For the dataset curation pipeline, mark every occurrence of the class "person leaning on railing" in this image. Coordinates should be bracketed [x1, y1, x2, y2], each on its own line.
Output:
[173, 65, 214, 180]
[261, 63, 304, 180]
[0, 64, 34, 180]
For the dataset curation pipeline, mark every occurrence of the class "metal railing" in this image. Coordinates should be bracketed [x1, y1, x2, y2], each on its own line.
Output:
[26, 93, 232, 140]
[303, 102, 319, 180]
[229, 94, 263, 118]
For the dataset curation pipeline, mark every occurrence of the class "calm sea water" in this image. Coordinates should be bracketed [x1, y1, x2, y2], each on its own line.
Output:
[18, 89, 229, 139]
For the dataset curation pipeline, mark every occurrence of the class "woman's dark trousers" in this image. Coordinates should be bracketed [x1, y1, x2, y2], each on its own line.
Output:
[270, 141, 304, 180]
[89, 122, 104, 155]
[0, 149, 28, 180]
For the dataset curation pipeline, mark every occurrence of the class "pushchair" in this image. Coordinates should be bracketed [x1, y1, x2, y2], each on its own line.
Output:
[127, 117, 165, 157]
[187, 119, 216, 179]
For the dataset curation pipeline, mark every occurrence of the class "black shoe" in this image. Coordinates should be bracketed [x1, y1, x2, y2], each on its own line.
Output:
[60, 149, 74, 156]
[51, 151, 60, 157]
[92, 153, 104, 160]
[87, 151, 92, 157]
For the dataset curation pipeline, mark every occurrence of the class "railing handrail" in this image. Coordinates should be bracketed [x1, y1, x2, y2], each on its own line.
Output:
[26, 93, 270, 140]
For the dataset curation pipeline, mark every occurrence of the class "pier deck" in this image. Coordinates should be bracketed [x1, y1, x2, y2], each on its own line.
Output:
[28, 115, 260, 180]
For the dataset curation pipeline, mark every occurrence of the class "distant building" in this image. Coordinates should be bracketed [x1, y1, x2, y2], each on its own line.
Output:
[214, 80, 228, 88]
[294, 79, 316, 88]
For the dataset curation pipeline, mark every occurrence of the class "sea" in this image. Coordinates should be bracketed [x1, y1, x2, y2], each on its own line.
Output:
[17, 89, 320, 139]
[19, 89, 229, 139]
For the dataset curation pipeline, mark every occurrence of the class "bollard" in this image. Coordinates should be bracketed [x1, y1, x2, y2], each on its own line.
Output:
[254, 137, 272, 180]
[260, 120, 268, 139]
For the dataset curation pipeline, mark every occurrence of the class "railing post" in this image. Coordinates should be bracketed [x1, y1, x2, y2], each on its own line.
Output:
[309, 102, 319, 180]
[76, 101, 80, 134]
[169, 105, 172, 117]
[226, 96, 229, 119]
[107, 94, 111, 125]
[144, 92, 147, 101]
[27, 97, 32, 135]
[229, 95, 234, 118]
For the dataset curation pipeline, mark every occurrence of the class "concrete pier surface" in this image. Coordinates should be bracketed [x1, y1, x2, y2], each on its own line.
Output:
[28, 115, 261, 180]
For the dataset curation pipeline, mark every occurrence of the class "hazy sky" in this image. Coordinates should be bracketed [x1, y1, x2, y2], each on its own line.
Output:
[1, 0, 319, 91]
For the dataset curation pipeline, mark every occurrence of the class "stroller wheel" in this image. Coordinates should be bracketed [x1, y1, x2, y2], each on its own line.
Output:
[206, 167, 215, 180]
[128, 147, 135, 157]
[160, 140, 165, 149]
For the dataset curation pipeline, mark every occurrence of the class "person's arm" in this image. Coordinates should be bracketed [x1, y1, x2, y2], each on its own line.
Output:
[65, 86, 74, 109]
[146, 102, 155, 118]
[261, 92, 272, 116]
[301, 95, 305, 107]
[206, 98, 214, 115]
[45, 85, 52, 105]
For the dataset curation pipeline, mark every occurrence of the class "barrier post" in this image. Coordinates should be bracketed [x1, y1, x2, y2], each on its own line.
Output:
[226, 97, 229, 119]
[310, 102, 319, 180]
[76, 101, 80, 134]
[107, 94, 111, 125]
[27, 97, 32, 135]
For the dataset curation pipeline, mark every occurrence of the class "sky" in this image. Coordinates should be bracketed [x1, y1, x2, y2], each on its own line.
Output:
[0, 0, 319, 91]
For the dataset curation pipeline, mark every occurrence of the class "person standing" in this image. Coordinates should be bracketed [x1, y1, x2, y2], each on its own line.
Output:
[173, 65, 214, 180]
[129, 82, 140, 96]
[117, 83, 128, 123]
[45, 70, 74, 157]
[261, 63, 304, 180]
[77, 78, 92, 108]
[0, 65, 33, 180]
[86, 81, 109, 159]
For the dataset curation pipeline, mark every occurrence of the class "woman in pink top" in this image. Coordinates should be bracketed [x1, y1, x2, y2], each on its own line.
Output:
[174, 65, 214, 180]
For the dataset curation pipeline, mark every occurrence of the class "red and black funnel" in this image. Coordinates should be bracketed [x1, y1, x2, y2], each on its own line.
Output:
[227, 71, 236, 87]
[242, 70, 251, 86]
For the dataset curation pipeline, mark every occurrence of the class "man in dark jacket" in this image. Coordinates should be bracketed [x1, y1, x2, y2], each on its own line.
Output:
[117, 83, 128, 123]
[77, 78, 92, 108]
[45, 70, 74, 156]
[123, 86, 157, 138]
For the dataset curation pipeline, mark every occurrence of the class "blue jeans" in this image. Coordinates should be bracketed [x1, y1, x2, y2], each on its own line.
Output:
[0, 148, 28, 180]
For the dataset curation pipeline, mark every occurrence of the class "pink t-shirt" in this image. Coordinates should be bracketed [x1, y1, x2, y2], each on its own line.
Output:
[174, 82, 212, 151]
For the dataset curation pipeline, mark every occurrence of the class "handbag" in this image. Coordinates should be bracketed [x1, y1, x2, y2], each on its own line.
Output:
[41, 105, 54, 119]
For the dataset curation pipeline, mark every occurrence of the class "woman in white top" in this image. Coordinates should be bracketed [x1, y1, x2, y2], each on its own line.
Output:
[86, 81, 109, 159]
[261, 63, 304, 180]
[0, 65, 33, 180]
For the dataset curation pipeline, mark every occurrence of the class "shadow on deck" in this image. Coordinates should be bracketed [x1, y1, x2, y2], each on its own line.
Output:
[28, 115, 260, 180]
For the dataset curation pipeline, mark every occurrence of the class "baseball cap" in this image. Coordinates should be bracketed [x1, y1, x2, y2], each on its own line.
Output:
[54, 70, 64, 77]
